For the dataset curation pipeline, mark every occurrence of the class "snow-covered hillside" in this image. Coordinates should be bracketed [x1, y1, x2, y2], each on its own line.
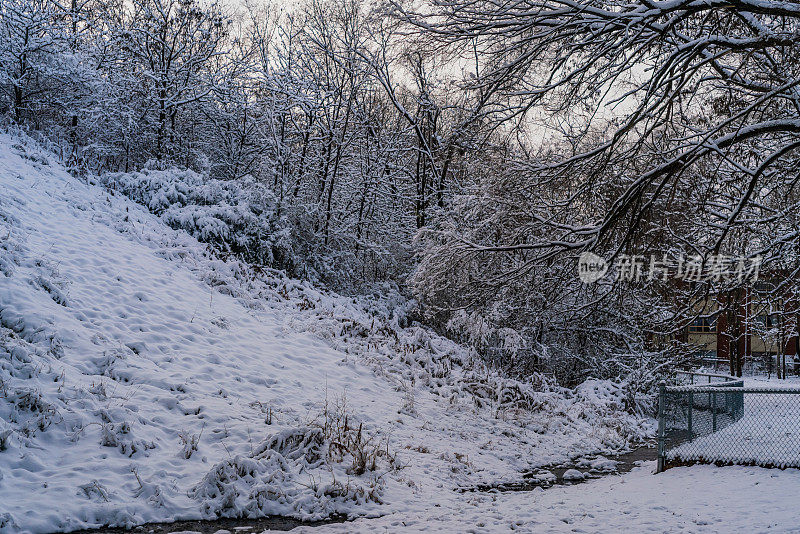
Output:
[0, 133, 651, 533]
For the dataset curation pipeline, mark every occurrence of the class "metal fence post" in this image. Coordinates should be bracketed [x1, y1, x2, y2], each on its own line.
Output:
[712, 391, 717, 432]
[687, 391, 693, 441]
[657, 381, 666, 473]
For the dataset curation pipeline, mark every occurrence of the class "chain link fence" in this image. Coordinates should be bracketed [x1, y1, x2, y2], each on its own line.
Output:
[657, 372, 800, 471]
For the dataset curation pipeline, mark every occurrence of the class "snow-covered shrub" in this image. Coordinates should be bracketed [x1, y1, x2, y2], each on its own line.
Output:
[255, 426, 326, 466]
[99, 421, 156, 458]
[0, 511, 19, 530]
[310, 394, 395, 476]
[101, 169, 302, 276]
[0, 427, 12, 451]
[178, 428, 202, 459]
[276, 280, 654, 444]
[191, 420, 389, 520]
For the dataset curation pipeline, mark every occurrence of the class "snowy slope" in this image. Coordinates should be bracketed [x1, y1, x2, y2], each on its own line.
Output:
[0, 137, 403, 531]
[0, 134, 651, 533]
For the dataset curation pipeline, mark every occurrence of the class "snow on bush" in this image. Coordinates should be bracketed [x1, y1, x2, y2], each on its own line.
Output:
[192, 416, 390, 520]
[100, 165, 636, 425]
[101, 168, 300, 276]
[114, 210, 656, 454]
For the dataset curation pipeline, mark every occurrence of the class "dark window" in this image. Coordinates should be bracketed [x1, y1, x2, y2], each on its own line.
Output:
[688, 316, 716, 334]
[754, 281, 775, 294]
[754, 314, 780, 329]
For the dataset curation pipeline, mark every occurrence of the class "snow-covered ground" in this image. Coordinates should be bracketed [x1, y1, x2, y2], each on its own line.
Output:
[298, 461, 800, 533]
[4, 132, 800, 534]
[0, 134, 653, 533]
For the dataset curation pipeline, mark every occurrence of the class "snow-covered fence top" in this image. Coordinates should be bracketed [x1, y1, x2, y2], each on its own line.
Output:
[657, 378, 800, 472]
[675, 370, 743, 387]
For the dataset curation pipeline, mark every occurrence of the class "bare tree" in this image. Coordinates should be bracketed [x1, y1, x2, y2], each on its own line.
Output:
[399, 0, 800, 263]
[118, 0, 228, 161]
